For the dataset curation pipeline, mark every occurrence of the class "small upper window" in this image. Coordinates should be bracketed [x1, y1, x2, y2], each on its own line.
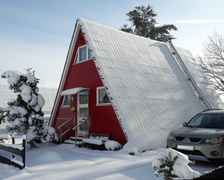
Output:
[96, 87, 111, 105]
[62, 95, 71, 107]
[76, 45, 92, 64]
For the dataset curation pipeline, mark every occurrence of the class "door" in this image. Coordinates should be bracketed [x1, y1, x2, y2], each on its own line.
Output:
[77, 90, 89, 137]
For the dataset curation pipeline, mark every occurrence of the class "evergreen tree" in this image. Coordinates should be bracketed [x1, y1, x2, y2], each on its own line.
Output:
[121, 5, 177, 42]
[0, 69, 46, 146]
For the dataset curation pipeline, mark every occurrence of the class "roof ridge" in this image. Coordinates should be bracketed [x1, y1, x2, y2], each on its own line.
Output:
[77, 18, 165, 45]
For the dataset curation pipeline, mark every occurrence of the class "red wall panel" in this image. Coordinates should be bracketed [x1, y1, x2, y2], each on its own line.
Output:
[52, 31, 126, 144]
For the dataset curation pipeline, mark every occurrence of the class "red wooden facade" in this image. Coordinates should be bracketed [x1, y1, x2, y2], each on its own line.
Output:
[51, 30, 126, 144]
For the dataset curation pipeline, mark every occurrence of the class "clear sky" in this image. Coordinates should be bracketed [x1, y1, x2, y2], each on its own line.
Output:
[0, 0, 224, 88]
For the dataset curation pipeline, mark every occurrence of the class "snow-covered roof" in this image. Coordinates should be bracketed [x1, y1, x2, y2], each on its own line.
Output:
[51, 18, 213, 152]
[77, 19, 208, 151]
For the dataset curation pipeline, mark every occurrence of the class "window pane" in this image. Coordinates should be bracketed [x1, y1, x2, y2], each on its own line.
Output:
[188, 114, 203, 127]
[217, 114, 224, 129]
[79, 95, 88, 104]
[63, 95, 70, 106]
[88, 47, 93, 59]
[78, 46, 87, 62]
[79, 108, 88, 118]
[188, 113, 224, 129]
[79, 107, 89, 131]
[98, 88, 110, 104]
[79, 121, 88, 131]
[79, 91, 88, 104]
[200, 114, 224, 129]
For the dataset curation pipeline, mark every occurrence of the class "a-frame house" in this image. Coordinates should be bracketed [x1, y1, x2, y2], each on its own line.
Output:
[50, 18, 214, 151]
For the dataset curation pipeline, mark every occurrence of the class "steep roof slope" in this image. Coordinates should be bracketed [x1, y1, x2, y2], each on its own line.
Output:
[79, 19, 206, 151]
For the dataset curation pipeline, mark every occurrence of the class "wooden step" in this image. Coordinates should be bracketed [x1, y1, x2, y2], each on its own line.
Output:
[64, 136, 106, 150]
[69, 136, 84, 142]
[64, 137, 84, 144]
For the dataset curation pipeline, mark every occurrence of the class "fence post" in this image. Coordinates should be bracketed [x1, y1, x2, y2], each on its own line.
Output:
[11, 135, 15, 160]
[22, 139, 26, 169]
[12, 137, 15, 144]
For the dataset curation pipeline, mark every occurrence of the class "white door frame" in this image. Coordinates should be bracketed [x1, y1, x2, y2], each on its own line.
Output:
[77, 90, 89, 137]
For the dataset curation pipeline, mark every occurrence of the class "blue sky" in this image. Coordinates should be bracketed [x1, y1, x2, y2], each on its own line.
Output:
[0, 0, 224, 88]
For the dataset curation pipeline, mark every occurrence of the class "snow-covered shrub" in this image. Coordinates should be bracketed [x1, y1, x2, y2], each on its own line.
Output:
[105, 140, 121, 151]
[0, 69, 55, 146]
[152, 148, 200, 180]
[42, 127, 58, 143]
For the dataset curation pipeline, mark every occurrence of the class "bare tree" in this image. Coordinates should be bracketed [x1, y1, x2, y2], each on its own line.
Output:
[199, 33, 224, 93]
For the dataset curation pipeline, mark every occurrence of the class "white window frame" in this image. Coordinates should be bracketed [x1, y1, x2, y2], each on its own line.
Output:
[96, 86, 111, 106]
[75, 44, 92, 64]
[62, 95, 71, 108]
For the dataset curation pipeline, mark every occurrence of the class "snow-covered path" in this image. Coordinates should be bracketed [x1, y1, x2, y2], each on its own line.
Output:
[1, 144, 162, 180]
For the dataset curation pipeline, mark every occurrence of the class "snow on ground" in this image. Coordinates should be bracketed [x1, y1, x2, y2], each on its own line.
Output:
[0, 142, 220, 180]
[0, 143, 163, 180]
[0, 124, 218, 180]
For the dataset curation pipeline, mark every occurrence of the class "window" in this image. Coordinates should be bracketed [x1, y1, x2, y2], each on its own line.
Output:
[187, 113, 224, 129]
[79, 91, 88, 105]
[76, 45, 92, 64]
[62, 95, 71, 107]
[96, 87, 111, 105]
[88, 47, 92, 59]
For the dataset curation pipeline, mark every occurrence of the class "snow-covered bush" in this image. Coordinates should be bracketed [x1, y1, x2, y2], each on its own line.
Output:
[152, 148, 200, 180]
[104, 140, 121, 151]
[42, 127, 58, 143]
[0, 69, 56, 146]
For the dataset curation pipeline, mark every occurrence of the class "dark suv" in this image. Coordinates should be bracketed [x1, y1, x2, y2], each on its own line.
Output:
[167, 109, 224, 161]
